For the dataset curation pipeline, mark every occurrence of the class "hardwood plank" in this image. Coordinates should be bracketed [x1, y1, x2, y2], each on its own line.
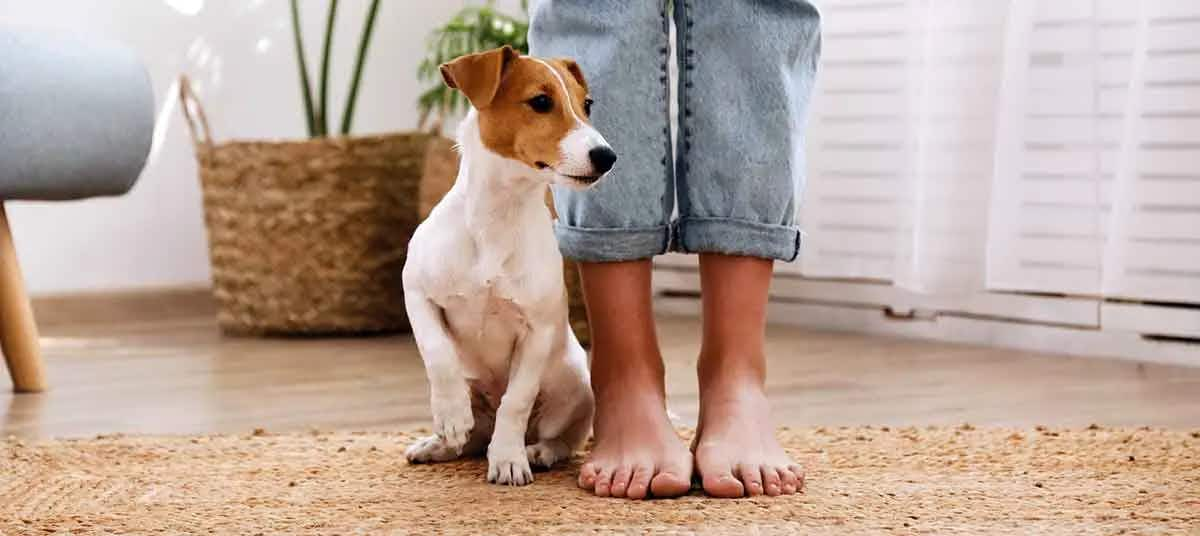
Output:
[4, 301, 1200, 438]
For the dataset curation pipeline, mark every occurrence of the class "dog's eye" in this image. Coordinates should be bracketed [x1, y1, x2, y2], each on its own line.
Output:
[583, 98, 594, 117]
[527, 94, 553, 113]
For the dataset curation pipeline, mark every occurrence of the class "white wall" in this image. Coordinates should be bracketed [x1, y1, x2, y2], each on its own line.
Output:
[2, 0, 476, 295]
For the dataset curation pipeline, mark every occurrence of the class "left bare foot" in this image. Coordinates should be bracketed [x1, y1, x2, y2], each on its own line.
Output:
[692, 372, 804, 498]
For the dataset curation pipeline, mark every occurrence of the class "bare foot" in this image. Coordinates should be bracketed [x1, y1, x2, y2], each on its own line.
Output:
[693, 376, 804, 498]
[690, 254, 804, 498]
[574, 260, 693, 499]
[578, 378, 693, 499]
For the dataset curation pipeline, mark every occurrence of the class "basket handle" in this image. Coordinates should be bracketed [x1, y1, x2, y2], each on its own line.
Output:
[178, 75, 215, 151]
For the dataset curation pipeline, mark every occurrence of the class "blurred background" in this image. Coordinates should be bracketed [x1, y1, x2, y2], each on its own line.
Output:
[657, 0, 1200, 365]
[1, 0, 1198, 437]
[5, 0, 522, 295]
[2, 3, 1197, 532]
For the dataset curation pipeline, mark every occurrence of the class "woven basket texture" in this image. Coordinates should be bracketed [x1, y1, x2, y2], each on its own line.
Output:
[183, 76, 589, 341]
[195, 133, 437, 335]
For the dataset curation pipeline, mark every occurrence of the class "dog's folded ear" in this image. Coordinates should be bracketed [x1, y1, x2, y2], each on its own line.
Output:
[440, 45, 520, 110]
[557, 58, 589, 92]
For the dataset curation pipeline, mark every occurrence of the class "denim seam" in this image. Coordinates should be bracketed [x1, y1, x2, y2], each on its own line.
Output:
[674, 0, 696, 252]
[681, 0, 695, 153]
[659, 1, 673, 255]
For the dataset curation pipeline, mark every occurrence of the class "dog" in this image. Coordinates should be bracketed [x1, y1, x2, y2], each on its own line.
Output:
[402, 45, 615, 486]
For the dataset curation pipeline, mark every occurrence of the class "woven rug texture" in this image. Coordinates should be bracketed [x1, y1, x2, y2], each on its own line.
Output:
[2, 426, 1197, 535]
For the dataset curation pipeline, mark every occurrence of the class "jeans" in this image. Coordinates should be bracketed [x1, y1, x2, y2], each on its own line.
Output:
[529, 0, 821, 262]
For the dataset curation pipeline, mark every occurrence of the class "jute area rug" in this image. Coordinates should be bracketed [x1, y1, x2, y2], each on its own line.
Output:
[1, 426, 1197, 535]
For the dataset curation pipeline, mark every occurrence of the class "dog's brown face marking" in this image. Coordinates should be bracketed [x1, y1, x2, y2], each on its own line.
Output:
[441, 46, 610, 180]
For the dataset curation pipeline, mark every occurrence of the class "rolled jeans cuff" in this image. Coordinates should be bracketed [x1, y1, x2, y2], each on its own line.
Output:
[672, 217, 802, 262]
[554, 222, 671, 262]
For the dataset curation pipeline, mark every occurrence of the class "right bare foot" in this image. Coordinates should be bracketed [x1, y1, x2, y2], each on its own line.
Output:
[574, 260, 691, 499]
[578, 380, 692, 499]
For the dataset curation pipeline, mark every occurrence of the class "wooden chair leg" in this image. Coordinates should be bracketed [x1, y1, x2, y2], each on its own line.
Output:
[0, 203, 47, 393]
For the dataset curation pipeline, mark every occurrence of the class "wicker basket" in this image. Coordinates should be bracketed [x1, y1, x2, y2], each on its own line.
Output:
[179, 76, 449, 335]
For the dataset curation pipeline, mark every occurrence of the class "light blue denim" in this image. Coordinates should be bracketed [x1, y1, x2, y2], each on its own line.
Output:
[529, 0, 821, 262]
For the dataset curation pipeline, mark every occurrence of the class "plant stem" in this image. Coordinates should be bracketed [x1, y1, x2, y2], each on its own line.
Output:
[318, 0, 339, 136]
[340, 0, 380, 135]
[289, 0, 317, 137]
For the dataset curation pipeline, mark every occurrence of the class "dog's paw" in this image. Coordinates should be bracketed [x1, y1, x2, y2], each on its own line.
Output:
[526, 440, 569, 469]
[431, 396, 474, 453]
[405, 435, 461, 464]
[487, 447, 534, 486]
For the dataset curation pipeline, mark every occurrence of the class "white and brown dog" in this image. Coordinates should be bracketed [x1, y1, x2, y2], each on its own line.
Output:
[402, 46, 614, 485]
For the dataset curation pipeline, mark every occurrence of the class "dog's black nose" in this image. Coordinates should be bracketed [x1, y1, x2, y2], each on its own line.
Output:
[589, 146, 618, 174]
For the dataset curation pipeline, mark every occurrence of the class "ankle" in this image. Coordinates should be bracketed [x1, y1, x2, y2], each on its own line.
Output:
[590, 380, 669, 434]
[591, 347, 665, 397]
[697, 354, 765, 395]
[591, 371, 666, 405]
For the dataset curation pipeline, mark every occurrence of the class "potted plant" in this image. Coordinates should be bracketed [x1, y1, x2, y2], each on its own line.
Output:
[414, 1, 591, 346]
[179, 1, 457, 335]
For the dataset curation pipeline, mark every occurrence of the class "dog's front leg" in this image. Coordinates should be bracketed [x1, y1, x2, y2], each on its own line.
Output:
[487, 323, 556, 485]
[405, 289, 474, 459]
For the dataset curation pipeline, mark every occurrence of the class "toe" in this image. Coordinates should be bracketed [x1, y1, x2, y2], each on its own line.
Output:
[701, 469, 745, 498]
[779, 465, 799, 495]
[512, 462, 532, 486]
[578, 462, 598, 490]
[593, 467, 614, 497]
[525, 445, 547, 468]
[788, 464, 806, 492]
[627, 465, 654, 500]
[404, 436, 439, 464]
[609, 467, 633, 498]
[738, 464, 764, 497]
[649, 469, 692, 498]
[761, 466, 783, 497]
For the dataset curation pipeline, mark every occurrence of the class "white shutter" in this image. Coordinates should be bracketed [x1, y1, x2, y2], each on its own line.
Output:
[653, 0, 1200, 360]
[986, 0, 1134, 296]
[987, 0, 1200, 304]
[795, 0, 912, 280]
[1100, 0, 1200, 304]
[799, 0, 1008, 297]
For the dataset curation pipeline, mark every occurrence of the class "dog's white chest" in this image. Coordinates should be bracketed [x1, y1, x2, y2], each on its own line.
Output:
[439, 279, 530, 378]
[445, 280, 526, 332]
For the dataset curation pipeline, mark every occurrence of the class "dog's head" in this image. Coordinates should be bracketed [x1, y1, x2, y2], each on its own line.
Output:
[440, 45, 616, 188]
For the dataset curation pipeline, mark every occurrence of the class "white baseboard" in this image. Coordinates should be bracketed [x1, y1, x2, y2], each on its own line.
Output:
[652, 258, 1200, 368]
[654, 295, 1199, 367]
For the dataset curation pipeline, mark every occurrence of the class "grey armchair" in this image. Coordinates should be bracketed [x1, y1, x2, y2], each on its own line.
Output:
[0, 27, 154, 392]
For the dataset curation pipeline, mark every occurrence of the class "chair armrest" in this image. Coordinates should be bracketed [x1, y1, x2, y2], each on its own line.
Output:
[0, 27, 154, 201]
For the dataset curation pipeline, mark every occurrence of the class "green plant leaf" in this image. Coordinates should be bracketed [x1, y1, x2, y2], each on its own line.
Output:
[416, 2, 530, 129]
[289, 0, 317, 137]
[340, 0, 380, 135]
[316, 0, 339, 137]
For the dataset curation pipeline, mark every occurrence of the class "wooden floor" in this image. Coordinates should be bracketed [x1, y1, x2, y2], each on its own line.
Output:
[4, 305, 1200, 438]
